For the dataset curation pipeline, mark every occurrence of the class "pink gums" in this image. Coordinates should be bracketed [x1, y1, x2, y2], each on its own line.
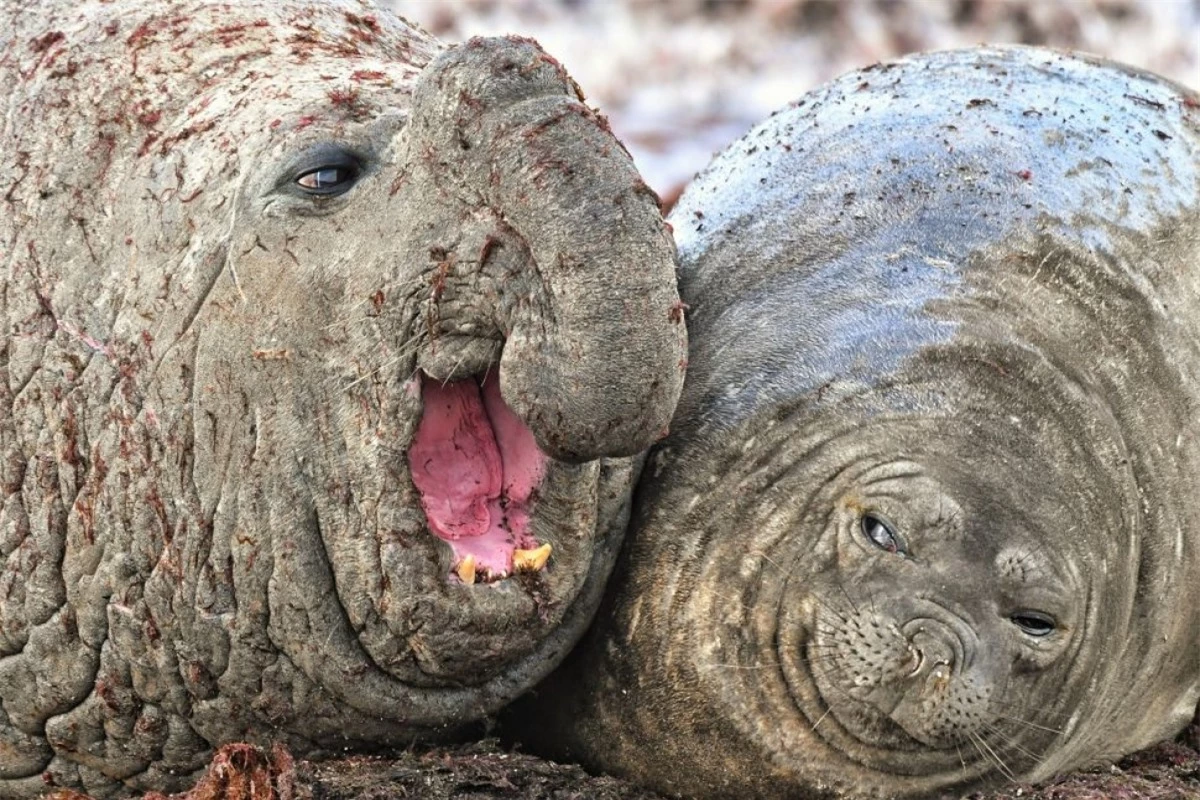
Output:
[408, 374, 547, 578]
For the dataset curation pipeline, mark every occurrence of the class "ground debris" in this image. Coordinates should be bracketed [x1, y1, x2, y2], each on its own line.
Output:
[46, 743, 296, 800]
[44, 740, 668, 800]
[44, 724, 1200, 800]
[295, 740, 667, 800]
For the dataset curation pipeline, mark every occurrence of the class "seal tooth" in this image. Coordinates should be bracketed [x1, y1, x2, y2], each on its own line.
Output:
[513, 543, 552, 572]
[455, 555, 477, 585]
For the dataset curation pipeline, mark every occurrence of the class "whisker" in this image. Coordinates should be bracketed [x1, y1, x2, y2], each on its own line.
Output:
[439, 351, 471, 388]
[980, 722, 1041, 765]
[480, 362, 497, 387]
[338, 336, 424, 391]
[1007, 537, 1052, 572]
[991, 711, 1064, 736]
[698, 661, 782, 671]
[808, 593, 852, 626]
[834, 579, 860, 616]
[987, 698, 1070, 725]
[799, 656, 844, 670]
[745, 549, 789, 578]
[969, 731, 1016, 782]
[809, 704, 833, 733]
[807, 662, 858, 706]
[322, 294, 373, 330]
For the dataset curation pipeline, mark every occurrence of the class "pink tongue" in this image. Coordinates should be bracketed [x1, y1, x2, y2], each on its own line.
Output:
[408, 375, 546, 578]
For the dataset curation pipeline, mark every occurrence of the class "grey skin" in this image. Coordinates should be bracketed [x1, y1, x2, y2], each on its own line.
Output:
[526, 47, 1200, 798]
[0, 1, 685, 796]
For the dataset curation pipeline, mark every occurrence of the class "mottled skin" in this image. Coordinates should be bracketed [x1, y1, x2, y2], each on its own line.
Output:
[0, 1, 685, 796]
[529, 47, 1200, 798]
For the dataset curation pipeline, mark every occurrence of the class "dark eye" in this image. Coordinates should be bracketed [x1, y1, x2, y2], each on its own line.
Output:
[1011, 611, 1056, 637]
[295, 165, 358, 195]
[862, 513, 904, 555]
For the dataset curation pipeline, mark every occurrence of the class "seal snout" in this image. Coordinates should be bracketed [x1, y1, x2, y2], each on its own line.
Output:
[881, 613, 995, 747]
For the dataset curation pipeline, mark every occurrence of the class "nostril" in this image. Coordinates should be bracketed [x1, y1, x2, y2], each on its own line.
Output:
[929, 660, 953, 692]
[905, 645, 924, 677]
[904, 628, 957, 679]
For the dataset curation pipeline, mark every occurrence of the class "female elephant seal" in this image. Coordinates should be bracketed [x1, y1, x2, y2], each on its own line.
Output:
[528, 46, 1200, 798]
[0, 0, 685, 796]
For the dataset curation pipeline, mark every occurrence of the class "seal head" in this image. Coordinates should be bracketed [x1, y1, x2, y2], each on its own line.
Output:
[527, 46, 1200, 799]
[0, 1, 684, 795]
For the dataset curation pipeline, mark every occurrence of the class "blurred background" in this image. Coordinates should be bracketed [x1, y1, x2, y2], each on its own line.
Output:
[383, 0, 1200, 205]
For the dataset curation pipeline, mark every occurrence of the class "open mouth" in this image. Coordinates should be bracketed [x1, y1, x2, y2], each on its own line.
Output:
[408, 371, 552, 584]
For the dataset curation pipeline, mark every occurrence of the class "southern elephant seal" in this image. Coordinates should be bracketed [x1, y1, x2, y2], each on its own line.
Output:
[0, 1, 685, 796]
[526, 46, 1200, 798]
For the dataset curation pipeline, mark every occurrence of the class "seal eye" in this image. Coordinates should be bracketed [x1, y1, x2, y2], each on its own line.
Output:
[861, 513, 904, 555]
[278, 143, 367, 203]
[295, 165, 358, 196]
[1011, 611, 1056, 637]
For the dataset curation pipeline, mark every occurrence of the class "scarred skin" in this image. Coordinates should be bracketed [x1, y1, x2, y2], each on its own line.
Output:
[0, 1, 685, 796]
[527, 47, 1200, 798]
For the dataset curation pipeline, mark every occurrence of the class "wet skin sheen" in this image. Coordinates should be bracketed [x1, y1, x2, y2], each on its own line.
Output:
[0, 1, 685, 796]
[527, 46, 1200, 799]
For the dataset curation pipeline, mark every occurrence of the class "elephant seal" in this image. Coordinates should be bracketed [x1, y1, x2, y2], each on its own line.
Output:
[0, 1, 685, 796]
[526, 46, 1200, 798]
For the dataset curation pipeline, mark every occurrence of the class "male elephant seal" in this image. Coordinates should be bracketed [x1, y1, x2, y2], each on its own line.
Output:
[527, 46, 1200, 798]
[0, 0, 685, 796]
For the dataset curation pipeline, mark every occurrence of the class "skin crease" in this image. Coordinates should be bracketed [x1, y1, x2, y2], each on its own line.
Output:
[0, 1, 685, 796]
[520, 46, 1200, 799]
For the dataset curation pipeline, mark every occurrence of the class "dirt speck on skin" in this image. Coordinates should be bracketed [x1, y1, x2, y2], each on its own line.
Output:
[43, 720, 1200, 800]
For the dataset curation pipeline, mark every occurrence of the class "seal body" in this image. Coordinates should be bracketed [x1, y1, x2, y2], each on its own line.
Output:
[531, 46, 1200, 798]
[0, 1, 685, 796]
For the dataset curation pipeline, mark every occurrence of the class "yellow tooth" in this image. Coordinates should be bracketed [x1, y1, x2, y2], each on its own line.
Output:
[455, 555, 477, 585]
[513, 543, 552, 573]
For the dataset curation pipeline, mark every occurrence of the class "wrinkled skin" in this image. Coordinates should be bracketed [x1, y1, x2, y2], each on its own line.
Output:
[526, 47, 1200, 798]
[0, 1, 685, 796]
